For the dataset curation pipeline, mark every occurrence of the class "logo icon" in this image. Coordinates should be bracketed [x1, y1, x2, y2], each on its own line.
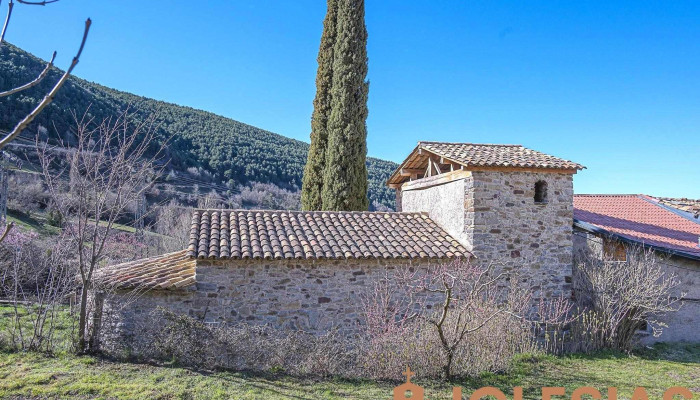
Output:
[393, 366, 424, 400]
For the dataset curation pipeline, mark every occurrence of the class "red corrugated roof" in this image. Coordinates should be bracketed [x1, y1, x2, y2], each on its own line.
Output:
[574, 194, 700, 257]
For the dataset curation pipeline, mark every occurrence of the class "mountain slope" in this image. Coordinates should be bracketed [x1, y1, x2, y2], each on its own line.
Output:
[0, 44, 397, 208]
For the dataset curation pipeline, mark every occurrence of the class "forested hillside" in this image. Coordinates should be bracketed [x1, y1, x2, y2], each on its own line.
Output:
[0, 44, 396, 209]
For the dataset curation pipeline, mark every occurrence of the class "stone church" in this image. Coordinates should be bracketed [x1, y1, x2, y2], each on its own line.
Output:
[98, 141, 585, 345]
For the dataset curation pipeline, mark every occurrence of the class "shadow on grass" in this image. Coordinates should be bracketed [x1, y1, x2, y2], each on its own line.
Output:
[96, 350, 397, 399]
[634, 342, 700, 363]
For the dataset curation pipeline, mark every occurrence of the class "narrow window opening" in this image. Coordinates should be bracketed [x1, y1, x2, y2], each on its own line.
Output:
[534, 180, 548, 203]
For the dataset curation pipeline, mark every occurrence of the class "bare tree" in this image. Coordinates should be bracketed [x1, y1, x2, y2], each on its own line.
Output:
[363, 258, 574, 380]
[401, 259, 523, 380]
[154, 200, 193, 253]
[0, 228, 75, 353]
[363, 259, 524, 380]
[573, 243, 683, 352]
[0, 0, 91, 241]
[37, 108, 167, 353]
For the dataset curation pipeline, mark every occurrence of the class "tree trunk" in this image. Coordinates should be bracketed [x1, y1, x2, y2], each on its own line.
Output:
[89, 291, 104, 352]
[444, 351, 454, 381]
[77, 286, 89, 353]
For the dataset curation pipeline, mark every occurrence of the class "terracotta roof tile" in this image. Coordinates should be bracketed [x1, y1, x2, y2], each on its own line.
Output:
[653, 197, 700, 219]
[95, 250, 195, 290]
[419, 142, 585, 170]
[574, 194, 700, 258]
[388, 142, 584, 186]
[187, 209, 470, 261]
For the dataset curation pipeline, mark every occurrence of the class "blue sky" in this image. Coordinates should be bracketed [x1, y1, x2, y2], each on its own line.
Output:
[5, 1, 699, 197]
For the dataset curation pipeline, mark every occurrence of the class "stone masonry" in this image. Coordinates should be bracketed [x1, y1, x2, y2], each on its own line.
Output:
[401, 170, 575, 300]
[100, 258, 446, 351]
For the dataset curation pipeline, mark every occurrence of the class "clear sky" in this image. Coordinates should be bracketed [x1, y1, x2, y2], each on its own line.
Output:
[5, 1, 699, 197]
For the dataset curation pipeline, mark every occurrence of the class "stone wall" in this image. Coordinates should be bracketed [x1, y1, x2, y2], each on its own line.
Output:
[401, 173, 473, 250]
[401, 170, 575, 300]
[651, 256, 700, 343]
[99, 258, 444, 353]
[100, 289, 195, 354]
[470, 171, 574, 299]
[572, 228, 700, 343]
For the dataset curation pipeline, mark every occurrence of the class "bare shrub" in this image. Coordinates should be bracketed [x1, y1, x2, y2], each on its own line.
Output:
[8, 174, 48, 214]
[359, 259, 551, 381]
[144, 308, 356, 377]
[232, 182, 301, 210]
[571, 244, 683, 353]
[531, 295, 578, 355]
[150, 309, 217, 368]
[153, 200, 192, 253]
[0, 228, 76, 353]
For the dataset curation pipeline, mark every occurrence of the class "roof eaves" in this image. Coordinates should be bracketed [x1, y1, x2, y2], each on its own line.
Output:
[387, 144, 423, 185]
[573, 219, 700, 262]
[418, 141, 522, 147]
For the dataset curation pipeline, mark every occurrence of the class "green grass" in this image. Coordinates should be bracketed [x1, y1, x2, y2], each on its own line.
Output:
[7, 208, 170, 240]
[0, 306, 697, 399]
[0, 344, 697, 399]
[0, 305, 75, 355]
[7, 209, 61, 236]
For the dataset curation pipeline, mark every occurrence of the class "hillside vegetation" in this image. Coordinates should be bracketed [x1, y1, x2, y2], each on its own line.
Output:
[0, 43, 397, 209]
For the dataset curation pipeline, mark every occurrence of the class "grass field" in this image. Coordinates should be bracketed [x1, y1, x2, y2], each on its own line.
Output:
[0, 343, 697, 399]
[7, 208, 171, 238]
[7, 209, 62, 237]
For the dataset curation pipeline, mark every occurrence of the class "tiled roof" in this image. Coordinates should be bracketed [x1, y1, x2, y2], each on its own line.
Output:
[188, 209, 469, 260]
[574, 194, 700, 259]
[387, 142, 584, 186]
[653, 197, 700, 219]
[95, 251, 196, 290]
[419, 142, 585, 170]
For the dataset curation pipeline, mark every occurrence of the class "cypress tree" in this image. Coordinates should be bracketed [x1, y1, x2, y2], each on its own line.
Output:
[301, 0, 338, 211]
[321, 0, 369, 211]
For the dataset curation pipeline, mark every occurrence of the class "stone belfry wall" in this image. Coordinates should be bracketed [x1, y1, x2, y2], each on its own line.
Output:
[400, 169, 575, 300]
[468, 170, 574, 299]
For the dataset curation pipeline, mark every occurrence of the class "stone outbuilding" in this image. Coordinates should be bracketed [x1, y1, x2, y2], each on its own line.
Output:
[573, 194, 700, 343]
[98, 209, 470, 342]
[97, 142, 586, 348]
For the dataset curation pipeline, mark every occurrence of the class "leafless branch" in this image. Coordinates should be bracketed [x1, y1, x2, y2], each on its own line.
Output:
[0, 51, 56, 97]
[0, 0, 14, 47]
[16, 0, 59, 4]
[0, 18, 90, 149]
[1, 0, 60, 49]
[572, 242, 683, 352]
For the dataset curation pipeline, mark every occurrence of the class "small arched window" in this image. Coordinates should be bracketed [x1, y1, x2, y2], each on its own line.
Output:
[534, 180, 548, 203]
